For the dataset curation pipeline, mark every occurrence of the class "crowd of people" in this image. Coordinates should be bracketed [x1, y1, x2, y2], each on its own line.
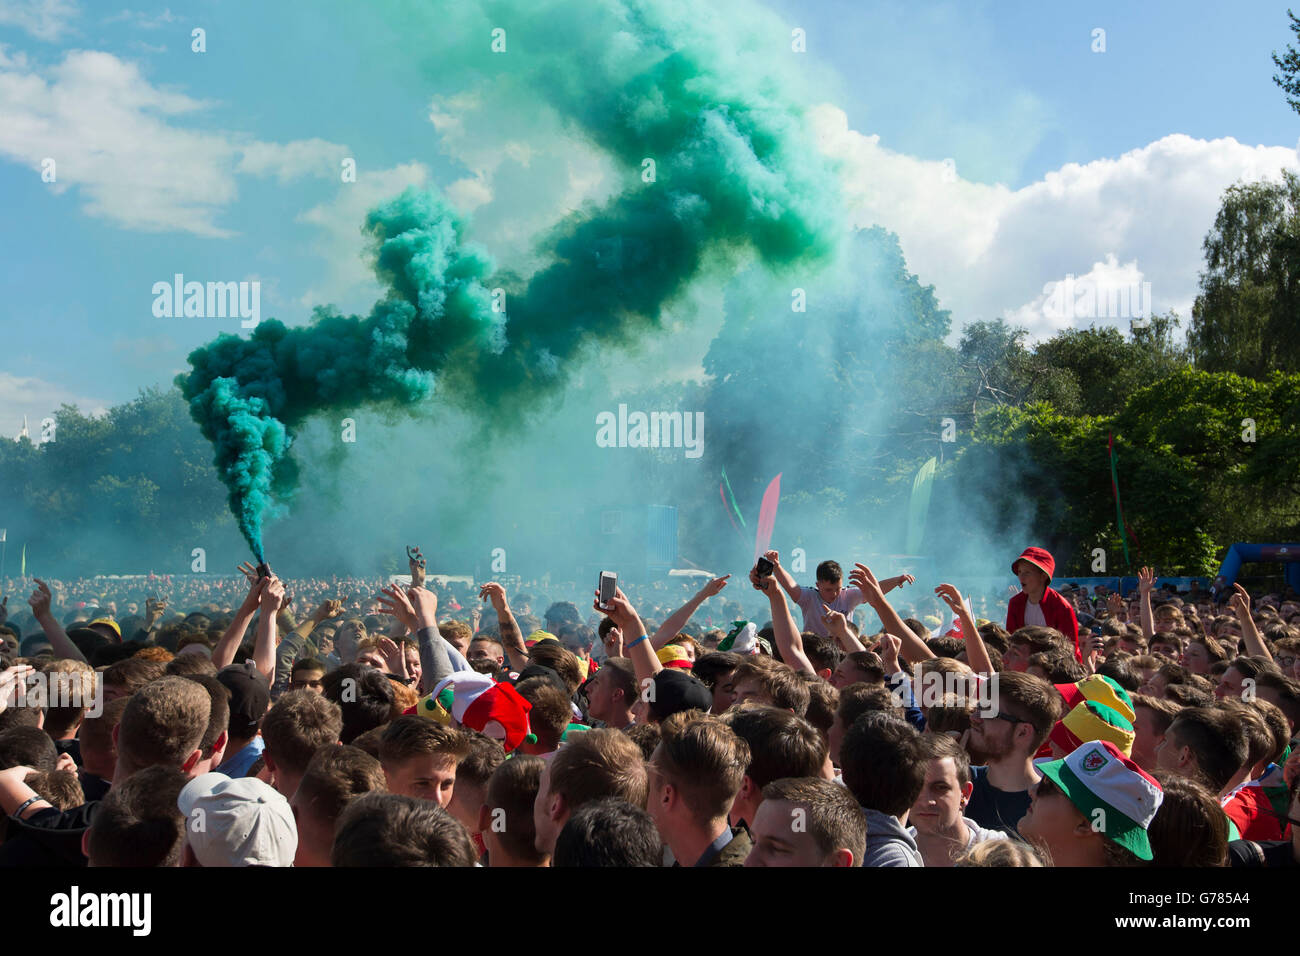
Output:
[1, 542, 1298, 868]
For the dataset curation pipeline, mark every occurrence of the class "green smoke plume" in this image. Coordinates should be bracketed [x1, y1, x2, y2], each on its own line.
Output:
[179, 0, 846, 560]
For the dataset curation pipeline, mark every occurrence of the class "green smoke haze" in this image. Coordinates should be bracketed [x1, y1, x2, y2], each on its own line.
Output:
[179, 0, 846, 560]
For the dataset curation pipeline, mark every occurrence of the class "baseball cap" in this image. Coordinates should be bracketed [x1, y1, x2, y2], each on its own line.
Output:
[217, 662, 271, 738]
[1035, 739, 1163, 861]
[647, 669, 712, 721]
[177, 772, 297, 867]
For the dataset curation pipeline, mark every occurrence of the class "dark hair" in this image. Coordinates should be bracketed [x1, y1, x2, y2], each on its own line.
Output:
[731, 660, 811, 717]
[86, 765, 188, 867]
[723, 705, 827, 789]
[261, 690, 343, 778]
[815, 560, 843, 584]
[514, 678, 572, 750]
[843, 651, 886, 685]
[801, 633, 843, 674]
[332, 792, 477, 867]
[800, 676, 839, 735]
[761, 777, 867, 865]
[1166, 707, 1248, 793]
[0, 725, 58, 772]
[321, 664, 395, 743]
[840, 712, 925, 817]
[295, 745, 387, 823]
[456, 732, 507, 789]
[164, 654, 218, 679]
[992, 671, 1062, 750]
[553, 798, 662, 867]
[1145, 771, 1228, 866]
[548, 728, 647, 810]
[691, 652, 741, 690]
[626, 722, 662, 760]
[380, 715, 472, 765]
[837, 683, 900, 727]
[654, 711, 750, 823]
[485, 755, 547, 864]
[182, 674, 232, 757]
[1097, 657, 1141, 692]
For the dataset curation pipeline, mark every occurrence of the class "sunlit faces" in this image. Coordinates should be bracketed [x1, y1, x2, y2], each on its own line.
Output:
[1182, 642, 1210, 675]
[729, 677, 772, 710]
[468, 639, 504, 668]
[710, 671, 737, 714]
[909, 757, 972, 835]
[831, 659, 869, 689]
[585, 668, 618, 724]
[1014, 563, 1049, 598]
[1214, 666, 1247, 700]
[531, 760, 563, 856]
[967, 709, 1019, 761]
[1148, 638, 1178, 659]
[384, 753, 456, 807]
[1130, 705, 1165, 772]
[744, 799, 848, 867]
[1001, 643, 1031, 673]
[289, 668, 325, 693]
[405, 647, 422, 689]
[1018, 777, 1085, 858]
[355, 650, 385, 670]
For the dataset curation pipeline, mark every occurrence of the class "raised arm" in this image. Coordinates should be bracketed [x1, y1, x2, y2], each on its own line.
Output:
[598, 586, 660, 686]
[251, 574, 285, 682]
[213, 571, 263, 671]
[752, 568, 814, 675]
[378, 584, 451, 686]
[823, 608, 867, 654]
[1137, 567, 1156, 643]
[935, 583, 992, 676]
[480, 582, 528, 673]
[1230, 583, 1272, 662]
[765, 550, 802, 603]
[851, 564, 935, 666]
[27, 580, 84, 664]
[652, 575, 730, 650]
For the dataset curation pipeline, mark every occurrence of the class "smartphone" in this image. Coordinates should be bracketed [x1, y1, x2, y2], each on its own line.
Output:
[598, 571, 617, 610]
[755, 556, 775, 578]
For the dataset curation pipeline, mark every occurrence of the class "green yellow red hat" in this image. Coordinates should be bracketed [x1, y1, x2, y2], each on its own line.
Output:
[1050, 700, 1135, 757]
[1055, 674, 1135, 723]
[656, 644, 693, 670]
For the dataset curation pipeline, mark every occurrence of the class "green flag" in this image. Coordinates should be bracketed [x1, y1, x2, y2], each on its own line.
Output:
[906, 457, 937, 554]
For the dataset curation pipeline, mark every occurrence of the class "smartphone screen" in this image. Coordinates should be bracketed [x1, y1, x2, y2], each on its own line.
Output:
[598, 571, 617, 609]
[755, 557, 774, 577]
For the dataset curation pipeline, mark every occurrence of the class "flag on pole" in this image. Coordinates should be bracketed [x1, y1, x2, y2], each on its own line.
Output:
[753, 473, 782, 563]
[906, 457, 937, 555]
[720, 469, 746, 529]
[1108, 432, 1139, 566]
[20, 543, 25, 577]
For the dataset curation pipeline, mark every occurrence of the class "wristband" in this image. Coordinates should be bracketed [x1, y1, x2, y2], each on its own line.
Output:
[13, 795, 41, 818]
[625, 635, 648, 650]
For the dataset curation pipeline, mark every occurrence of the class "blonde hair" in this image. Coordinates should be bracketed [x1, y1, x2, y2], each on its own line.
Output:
[956, 840, 1050, 867]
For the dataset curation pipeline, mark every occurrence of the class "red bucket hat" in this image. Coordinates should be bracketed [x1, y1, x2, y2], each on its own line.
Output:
[1012, 547, 1054, 581]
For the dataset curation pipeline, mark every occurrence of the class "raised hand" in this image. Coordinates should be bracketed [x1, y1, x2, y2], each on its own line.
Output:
[877, 632, 901, 673]
[849, 564, 886, 608]
[237, 562, 259, 585]
[407, 545, 427, 588]
[0, 664, 35, 716]
[27, 579, 53, 620]
[377, 584, 419, 633]
[1229, 582, 1251, 618]
[259, 575, 286, 611]
[311, 598, 344, 623]
[699, 574, 731, 598]
[594, 586, 641, 634]
[602, 625, 625, 658]
[1138, 566, 1155, 595]
[763, 550, 780, 566]
[934, 583, 966, 616]
[882, 573, 916, 591]
[822, 605, 850, 637]
[377, 636, 405, 674]
[749, 566, 771, 592]
[406, 586, 438, 630]
[479, 582, 509, 613]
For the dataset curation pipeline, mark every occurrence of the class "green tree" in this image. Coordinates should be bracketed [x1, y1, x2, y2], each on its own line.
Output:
[1189, 171, 1300, 378]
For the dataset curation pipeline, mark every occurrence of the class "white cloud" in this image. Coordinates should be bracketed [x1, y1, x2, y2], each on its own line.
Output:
[0, 49, 347, 236]
[102, 7, 176, 29]
[0, 0, 77, 41]
[236, 138, 346, 183]
[1005, 255, 1151, 342]
[810, 103, 1300, 340]
[295, 162, 434, 312]
[0, 371, 108, 441]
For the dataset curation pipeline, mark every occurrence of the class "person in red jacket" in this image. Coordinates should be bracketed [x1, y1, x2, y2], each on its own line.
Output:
[1005, 547, 1080, 663]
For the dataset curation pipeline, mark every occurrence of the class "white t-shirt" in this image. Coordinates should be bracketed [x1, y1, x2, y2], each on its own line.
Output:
[1023, 600, 1047, 627]
[796, 585, 865, 637]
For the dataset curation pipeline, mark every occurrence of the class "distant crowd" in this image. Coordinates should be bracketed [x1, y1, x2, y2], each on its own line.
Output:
[1, 543, 1298, 868]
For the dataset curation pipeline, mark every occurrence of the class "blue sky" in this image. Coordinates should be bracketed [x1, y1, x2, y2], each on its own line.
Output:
[1, 0, 1298, 437]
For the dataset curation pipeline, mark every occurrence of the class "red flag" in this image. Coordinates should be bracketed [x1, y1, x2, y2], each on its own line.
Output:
[753, 473, 782, 563]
